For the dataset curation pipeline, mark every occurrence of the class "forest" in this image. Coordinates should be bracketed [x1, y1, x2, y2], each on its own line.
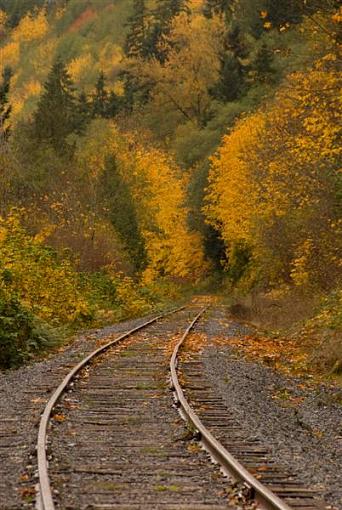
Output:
[0, 0, 341, 372]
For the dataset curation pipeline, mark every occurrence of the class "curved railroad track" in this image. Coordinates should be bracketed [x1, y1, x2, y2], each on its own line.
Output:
[36, 303, 323, 510]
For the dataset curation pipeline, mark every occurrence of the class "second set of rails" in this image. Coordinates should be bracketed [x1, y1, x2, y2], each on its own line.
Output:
[36, 304, 323, 510]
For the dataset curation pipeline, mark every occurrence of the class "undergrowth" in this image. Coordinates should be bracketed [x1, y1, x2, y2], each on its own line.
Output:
[0, 212, 185, 369]
[227, 284, 342, 380]
[0, 291, 58, 368]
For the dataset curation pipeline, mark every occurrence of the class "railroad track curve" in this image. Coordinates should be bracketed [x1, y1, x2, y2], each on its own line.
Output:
[36, 302, 323, 510]
[37, 305, 186, 510]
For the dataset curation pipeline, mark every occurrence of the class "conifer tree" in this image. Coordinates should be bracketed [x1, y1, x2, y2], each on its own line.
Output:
[100, 155, 147, 270]
[212, 53, 244, 102]
[91, 72, 120, 119]
[33, 58, 82, 155]
[92, 71, 109, 118]
[265, 0, 303, 27]
[121, 70, 151, 112]
[203, 0, 231, 19]
[147, 0, 190, 62]
[155, 0, 189, 21]
[226, 25, 248, 59]
[0, 66, 12, 144]
[253, 43, 276, 83]
[212, 25, 247, 102]
[107, 91, 120, 118]
[124, 0, 150, 59]
[78, 91, 91, 124]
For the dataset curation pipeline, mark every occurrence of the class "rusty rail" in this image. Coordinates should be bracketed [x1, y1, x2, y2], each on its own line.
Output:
[37, 306, 185, 510]
[170, 307, 292, 510]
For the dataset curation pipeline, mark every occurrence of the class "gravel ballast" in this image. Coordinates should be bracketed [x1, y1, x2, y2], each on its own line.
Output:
[1, 304, 341, 509]
[201, 307, 342, 509]
[0, 313, 160, 509]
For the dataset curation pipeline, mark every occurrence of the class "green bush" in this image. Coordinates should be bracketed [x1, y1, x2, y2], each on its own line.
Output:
[0, 291, 56, 369]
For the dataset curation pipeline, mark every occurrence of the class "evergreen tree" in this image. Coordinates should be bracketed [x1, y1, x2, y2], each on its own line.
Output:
[92, 71, 109, 118]
[212, 52, 244, 102]
[147, 0, 190, 62]
[124, 0, 150, 59]
[226, 24, 248, 59]
[266, 0, 303, 27]
[203, 0, 231, 19]
[100, 155, 147, 270]
[155, 0, 190, 21]
[33, 58, 82, 155]
[91, 72, 120, 119]
[253, 43, 276, 83]
[107, 91, 120, 118]
[78, 91, 92, 124]
[0, 66, 12, 144]
[212, 25, 248, 102]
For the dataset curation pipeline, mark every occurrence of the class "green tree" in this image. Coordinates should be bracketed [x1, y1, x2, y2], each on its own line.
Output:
[212, 53, 244, 102]
[100, 156, 146, 271]
[0, 0, 44, 26]
[148, 0, 190, 62]
[92, 71, 109, 118]
[155, 0, 190, 21]
[211, 24, 248, 102]
[0, 66, 12, 144]
[252, 43, 276, 83]
[33, 58, 83, 155]
[124, 0, 150, 59]
[203, 0, 232, 19]
[78, 91, 91, 124]
[265, 0, 303, 27]
[226, 24, 248, 59]
[92, 72, 120, 119]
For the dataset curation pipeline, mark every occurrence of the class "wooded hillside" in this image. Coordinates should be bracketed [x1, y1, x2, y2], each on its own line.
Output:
[0, 0, 341, 371]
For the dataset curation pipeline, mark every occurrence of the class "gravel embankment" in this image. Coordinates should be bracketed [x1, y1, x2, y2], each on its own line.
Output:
[202, 307, 342, 509]
[0, 314, 158, 509]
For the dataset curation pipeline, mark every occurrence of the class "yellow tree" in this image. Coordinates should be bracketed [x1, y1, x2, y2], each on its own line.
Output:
[205, 54, 341, 289]
[76, 120, 207, 281]
[126, 12, 224, 126]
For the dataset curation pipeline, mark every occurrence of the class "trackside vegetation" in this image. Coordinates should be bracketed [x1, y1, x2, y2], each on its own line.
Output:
[0, 0, 341, 371]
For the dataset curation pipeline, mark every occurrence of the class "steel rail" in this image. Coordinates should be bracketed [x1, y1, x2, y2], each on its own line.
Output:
[37, 306, 186, 510]
[170, 307, 293, 510]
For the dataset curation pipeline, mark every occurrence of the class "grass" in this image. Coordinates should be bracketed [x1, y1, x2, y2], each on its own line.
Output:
[154, 484, 180, 492]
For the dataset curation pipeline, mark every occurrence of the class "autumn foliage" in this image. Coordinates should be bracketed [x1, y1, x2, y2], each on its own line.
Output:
[0, 0, 341, 369]
[205, 55, 341, 290]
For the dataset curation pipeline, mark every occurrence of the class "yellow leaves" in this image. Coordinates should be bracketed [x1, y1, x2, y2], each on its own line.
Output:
[98, 42, 123, 76]
[290, 240, 313, 287]
[23, 79, 42, 100]
[331, 7, 342, 24]
[126, 12, 223, 125]
[12, 9, 48, 43]
[205, 112, 265, 245]
[115, 276, 152, 316]
[0, 211, 92, 325]
[77, 119, 206, 281]
[68, 53, 93, 83]
[112, 80, 124, 97]
[32, 39, 57, 74]
[205, 58, 341, 288]
[0, 42, 20, 70]
[33, 224, 55, 243]
[0, 9, 7, 30]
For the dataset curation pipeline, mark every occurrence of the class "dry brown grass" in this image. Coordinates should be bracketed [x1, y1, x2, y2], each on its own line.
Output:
[230, 287, 321, 332]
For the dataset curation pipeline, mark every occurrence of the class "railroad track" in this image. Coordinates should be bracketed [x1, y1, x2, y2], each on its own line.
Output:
[173, 310, 324, 510]
[36, 303, 324, 510]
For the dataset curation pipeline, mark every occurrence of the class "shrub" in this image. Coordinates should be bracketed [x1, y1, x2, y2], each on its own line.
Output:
[0, 291, 56, 369]
[0, 210, 93, 325]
